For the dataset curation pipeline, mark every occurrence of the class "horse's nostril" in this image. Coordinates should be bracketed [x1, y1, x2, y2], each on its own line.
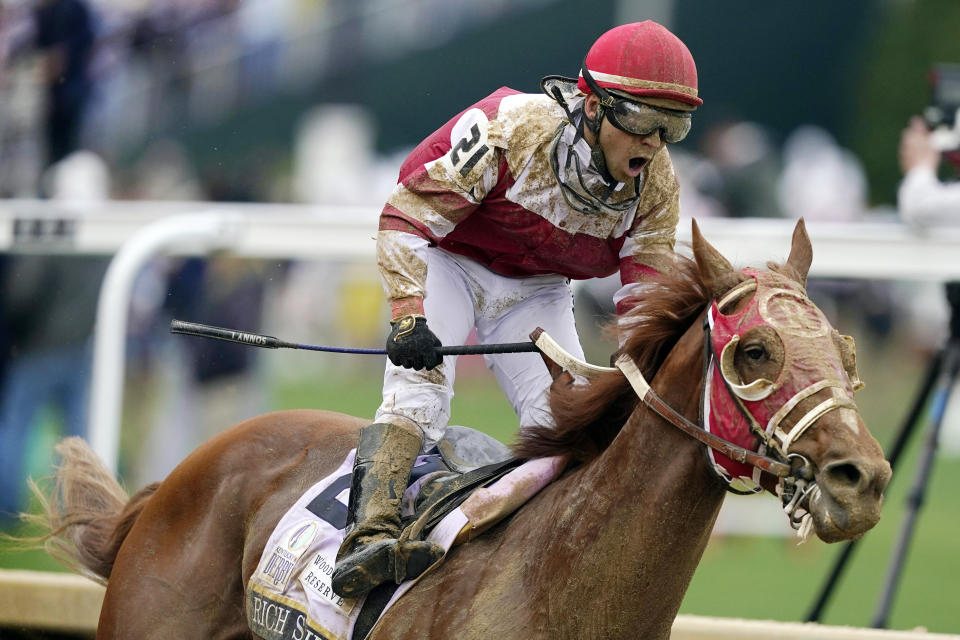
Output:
[825, 462, 862, 489]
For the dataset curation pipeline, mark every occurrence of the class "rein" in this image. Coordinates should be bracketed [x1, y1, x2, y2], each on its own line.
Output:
[611, 278, 797, 480]
[532, 328, 790, 477]
[533, 327, 791, 476]
[612, 320, 820, 537]
[613, 355, 790, 477]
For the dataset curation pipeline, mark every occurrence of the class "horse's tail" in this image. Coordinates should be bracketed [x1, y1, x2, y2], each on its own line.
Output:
[21, 437, 159, 585]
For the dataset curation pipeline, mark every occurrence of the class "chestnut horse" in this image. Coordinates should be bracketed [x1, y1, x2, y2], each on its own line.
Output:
[30, 220, 890, 639]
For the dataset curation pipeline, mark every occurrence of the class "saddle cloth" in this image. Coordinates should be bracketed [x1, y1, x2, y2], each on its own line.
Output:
[245, 444, 567, 640]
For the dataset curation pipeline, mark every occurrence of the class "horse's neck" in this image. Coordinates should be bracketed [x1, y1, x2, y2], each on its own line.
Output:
[535, 323, 726, 638]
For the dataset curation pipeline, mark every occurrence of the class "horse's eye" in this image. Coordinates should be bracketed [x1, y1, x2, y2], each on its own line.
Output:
[743, 345, 767, 361]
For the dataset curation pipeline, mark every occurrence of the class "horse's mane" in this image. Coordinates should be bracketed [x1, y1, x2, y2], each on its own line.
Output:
[512, 253, 717, 462]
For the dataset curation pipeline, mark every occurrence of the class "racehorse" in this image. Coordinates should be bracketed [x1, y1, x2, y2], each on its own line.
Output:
[28, 220, 890, 639]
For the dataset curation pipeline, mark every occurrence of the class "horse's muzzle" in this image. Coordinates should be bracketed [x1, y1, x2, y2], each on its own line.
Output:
[810, 457, 892, 542]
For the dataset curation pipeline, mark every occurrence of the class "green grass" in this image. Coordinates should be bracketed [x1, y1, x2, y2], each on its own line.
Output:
[3, 342, 958, 634]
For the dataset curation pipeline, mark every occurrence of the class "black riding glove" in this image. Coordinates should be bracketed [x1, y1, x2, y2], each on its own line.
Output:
[386, 315, 443, 370]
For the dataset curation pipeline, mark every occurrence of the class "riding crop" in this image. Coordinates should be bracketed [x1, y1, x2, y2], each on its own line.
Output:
[172, 318, 793, 479]
[169, 319, 541, 356]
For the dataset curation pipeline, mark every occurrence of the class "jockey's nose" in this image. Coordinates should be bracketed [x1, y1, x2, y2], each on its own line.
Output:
[639, 129, 663, 147]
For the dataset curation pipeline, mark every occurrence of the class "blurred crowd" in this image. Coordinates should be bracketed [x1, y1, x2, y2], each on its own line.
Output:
[0, 0, 549, 199]
[0, 0, 280, 197]
[1, 0, 959, 529]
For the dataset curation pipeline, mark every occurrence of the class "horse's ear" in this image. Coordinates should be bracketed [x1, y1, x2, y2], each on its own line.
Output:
[785, 218, 813, 289]
[692, 219, 737, 299]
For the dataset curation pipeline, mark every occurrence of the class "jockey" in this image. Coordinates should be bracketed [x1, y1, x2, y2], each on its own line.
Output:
[332, 20, 703, 598]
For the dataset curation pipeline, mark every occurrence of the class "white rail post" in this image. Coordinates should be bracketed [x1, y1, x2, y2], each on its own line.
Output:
[88, 211, 244, 473]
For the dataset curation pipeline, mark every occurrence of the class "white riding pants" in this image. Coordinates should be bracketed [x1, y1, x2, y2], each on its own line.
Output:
[375, 248, 584, 448]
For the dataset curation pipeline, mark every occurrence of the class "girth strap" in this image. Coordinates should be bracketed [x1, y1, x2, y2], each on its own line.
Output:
[531, 327, 792, 478]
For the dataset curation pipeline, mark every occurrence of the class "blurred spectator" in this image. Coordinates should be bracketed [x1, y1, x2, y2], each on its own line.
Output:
[2, 0, 562, 198]
[895, 117, 959, 354]
[0, 151, 110, 524]
[0, 1, 44, 197]
[121, 255, 277, 487]
[897, 115, 960, 456]
[777, 125, 868, 222]
[33, 0, 97, 169]
[125, 255, 270, 486]
[898, 115, 960, 226]
[701, 120, 782, 218]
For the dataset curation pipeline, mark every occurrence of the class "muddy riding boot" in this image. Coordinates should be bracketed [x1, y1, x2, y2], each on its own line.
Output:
[331, 423, 444, 599]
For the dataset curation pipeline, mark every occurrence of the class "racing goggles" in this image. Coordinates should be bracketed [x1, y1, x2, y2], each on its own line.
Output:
[604, 99, 691, 143]
[580, 61, 692, 143]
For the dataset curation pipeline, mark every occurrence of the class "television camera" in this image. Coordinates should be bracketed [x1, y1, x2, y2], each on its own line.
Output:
[924, 64, 960, 152]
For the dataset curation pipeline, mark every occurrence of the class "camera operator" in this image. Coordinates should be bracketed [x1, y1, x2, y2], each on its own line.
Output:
[898, 115, 960, 226]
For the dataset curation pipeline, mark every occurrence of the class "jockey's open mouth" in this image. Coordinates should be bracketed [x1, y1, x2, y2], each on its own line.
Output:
[628, 156, 648, 175]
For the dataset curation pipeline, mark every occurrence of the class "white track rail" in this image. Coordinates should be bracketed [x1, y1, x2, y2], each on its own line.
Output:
[3, 200, 960, 278]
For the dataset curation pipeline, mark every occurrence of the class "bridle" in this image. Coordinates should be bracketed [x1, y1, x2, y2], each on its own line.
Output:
[613, 274, 860, 539]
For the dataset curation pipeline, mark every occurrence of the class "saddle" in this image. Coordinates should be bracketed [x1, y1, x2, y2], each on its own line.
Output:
[301, 426, 521, 537]
[403, 427, 521, 531]
[246, 426, 565, 640]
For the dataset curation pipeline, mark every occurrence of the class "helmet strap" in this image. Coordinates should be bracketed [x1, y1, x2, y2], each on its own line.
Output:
[590, 140, 612, 183]
[541, 76, 592, 150]
[584, 104, 624, 188]
[592, 134, 642, 198]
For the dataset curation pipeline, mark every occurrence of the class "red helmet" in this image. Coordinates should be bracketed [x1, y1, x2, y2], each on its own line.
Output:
[577, 21, 701, 107]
